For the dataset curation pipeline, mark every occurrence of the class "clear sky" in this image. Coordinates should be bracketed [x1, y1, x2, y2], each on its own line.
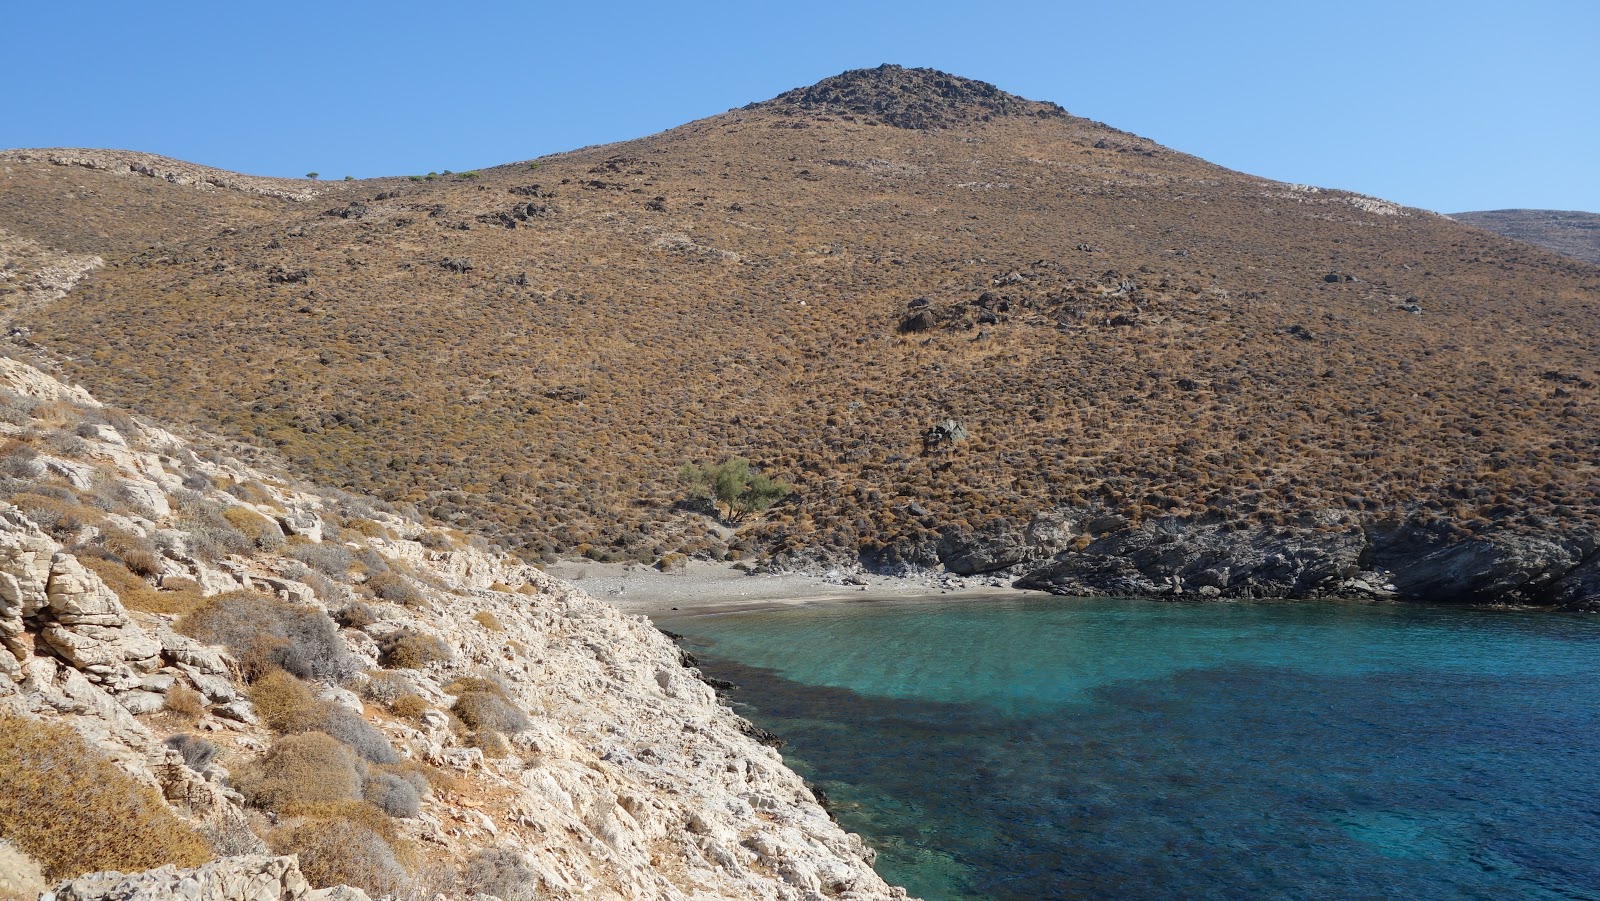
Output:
[4, 0, 1596, 213]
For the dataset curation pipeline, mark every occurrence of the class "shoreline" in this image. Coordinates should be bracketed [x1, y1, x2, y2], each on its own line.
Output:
[542, 559, 1048, 619]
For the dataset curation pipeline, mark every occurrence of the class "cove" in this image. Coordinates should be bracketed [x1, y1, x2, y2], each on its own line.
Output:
[660, 596, 1600, 901]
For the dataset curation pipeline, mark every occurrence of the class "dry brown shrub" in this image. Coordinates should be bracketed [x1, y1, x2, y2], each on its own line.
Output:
[0, 711, 209, 880]
[378, 631, 451, 669]
[466, 729, 510, 757]
[472, 610, 504, 632]
[248, 669, 328, 734]
[99, 527, 163, 576]
[270, 815, 406, 897]
[389, 694, 431, 721]
[234, 732, 363, 813]
[77, 555, 203, 617]
[163, 683, 206, 720]
[221, 505, 286, 552]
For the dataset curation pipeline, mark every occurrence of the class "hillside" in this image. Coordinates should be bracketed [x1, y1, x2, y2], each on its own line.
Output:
[3, 64, 1599, 603]
[1451, 209, 1600, 265]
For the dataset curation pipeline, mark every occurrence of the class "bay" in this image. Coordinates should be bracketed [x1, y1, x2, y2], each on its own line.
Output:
[661, 596, 1600, 901]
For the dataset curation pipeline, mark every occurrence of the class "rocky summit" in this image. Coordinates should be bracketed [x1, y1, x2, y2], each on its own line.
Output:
[0, 64, 1597, 607]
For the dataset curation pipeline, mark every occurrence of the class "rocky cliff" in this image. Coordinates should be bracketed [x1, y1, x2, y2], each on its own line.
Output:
[0, 354, 907, 900]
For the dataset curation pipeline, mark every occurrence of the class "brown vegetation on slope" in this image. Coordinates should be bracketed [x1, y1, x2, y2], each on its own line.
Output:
[2, 65, 1598, 567]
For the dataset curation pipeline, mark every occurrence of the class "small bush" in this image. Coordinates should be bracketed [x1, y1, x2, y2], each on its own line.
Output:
[235, 732, 363, 813]
[163, 734, 217, 771]
[461, 847, 538, 901]
[163, 683, 206, 720]
[249, 670, 398, 764]
[171, 491, 252, 560]
[378, 631, 451, 669]
[473, 610, 504, 632]
[389, 694, 431, 721]
[78, 555, 203, 617]
[335, 602, 380, 629]
[271, 817, 406, 898]
[9, 492, 102, 537]
[361, 670, 416, 706]
[448, 676, 529, 734]
[289, 542, 352, 578]
[221, 506, 286, 553]
[182, 590, 354, 682]
[0, 390, 39, 426]
[366, 571, 424, 607]
[248, 669, 327, 733]
[99, 527, 164, 577]
[0, 711, 209, 879]
[363, 772, 421, 818]
[466, 729, 510, 758]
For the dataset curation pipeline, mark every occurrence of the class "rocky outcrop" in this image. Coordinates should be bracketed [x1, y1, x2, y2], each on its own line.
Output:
[752, 64, 1068, 130]
[0, 150, 320, 203]
[41, 855, 366, 901]
[1010, 512, 1600, 606]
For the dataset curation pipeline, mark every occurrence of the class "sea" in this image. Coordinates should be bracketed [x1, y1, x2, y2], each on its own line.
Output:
[659, 595, 1600, 901]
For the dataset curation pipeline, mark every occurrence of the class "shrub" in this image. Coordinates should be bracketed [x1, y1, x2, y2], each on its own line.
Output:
[270, 817, 406, 898]
[163, 683, 206, 720]
[466, 729, 510, 758]
[389, 694, 431, 721]
[378, 631, 451, 669]
[221, 506, 286, 553]
[448, 676, 529, 734]
[163, 734, 217, 771]
[248, 669, 328, 733]
[461, 847, 538, 901]
[0, 711, 209, 879]
[9, 492, 101, 537]
[0, 390, 38, 426]
[235, 732, 363, 813]
[366, 571, 424, 607]
[360, 670, 416, 706]
[182, 590, 354, 682]
[472, 610, 504, 632]
[363, 772, 421, 818]
[98, 527, 164, 577]
[248, 670, 398, 764]
[289, 542, 352, 578]
[335, 602, 380, 629]
[171, 492, 252, 560]
[77, 555, 203, 617]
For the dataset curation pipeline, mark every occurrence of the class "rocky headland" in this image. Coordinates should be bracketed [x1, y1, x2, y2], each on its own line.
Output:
[0, 354, 906, 900]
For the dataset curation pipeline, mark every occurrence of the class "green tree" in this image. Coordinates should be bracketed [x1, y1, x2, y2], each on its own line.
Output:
[678, 458, 790, 524]
[305, 172, 319, 180]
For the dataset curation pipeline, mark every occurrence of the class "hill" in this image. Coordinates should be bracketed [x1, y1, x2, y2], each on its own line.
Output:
[1451, 209, 1600, 265]
[3, 64, 1599, 604]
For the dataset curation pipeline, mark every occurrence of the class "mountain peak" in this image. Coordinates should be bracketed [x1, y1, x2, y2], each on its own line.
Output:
[749, 63, 1068, 129]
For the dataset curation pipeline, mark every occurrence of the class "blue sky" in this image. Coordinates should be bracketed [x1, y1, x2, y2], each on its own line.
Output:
[4, 1, 1596, 213]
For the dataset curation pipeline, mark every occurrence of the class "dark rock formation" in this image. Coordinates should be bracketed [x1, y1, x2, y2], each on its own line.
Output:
[750, 64, 1068, 130]
[1008, 512, 1600, 607]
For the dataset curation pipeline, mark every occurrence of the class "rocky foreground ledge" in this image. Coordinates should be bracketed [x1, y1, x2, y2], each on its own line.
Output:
[0, 353, 908, 901]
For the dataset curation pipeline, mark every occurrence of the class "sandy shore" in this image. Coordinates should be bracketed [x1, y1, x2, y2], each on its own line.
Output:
[542, 560, 1046, 619]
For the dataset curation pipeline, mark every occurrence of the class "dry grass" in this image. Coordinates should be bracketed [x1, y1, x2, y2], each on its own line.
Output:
[0, 712, 209, 880]
[78, 555, 205, 617]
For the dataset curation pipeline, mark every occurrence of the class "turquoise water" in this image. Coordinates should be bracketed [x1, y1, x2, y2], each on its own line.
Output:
[661, 596, 1600, 901]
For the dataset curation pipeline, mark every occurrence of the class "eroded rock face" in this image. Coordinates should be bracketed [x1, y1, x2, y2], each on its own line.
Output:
[41, 854, 366, 901]
[1013, 513, 1600, 605]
